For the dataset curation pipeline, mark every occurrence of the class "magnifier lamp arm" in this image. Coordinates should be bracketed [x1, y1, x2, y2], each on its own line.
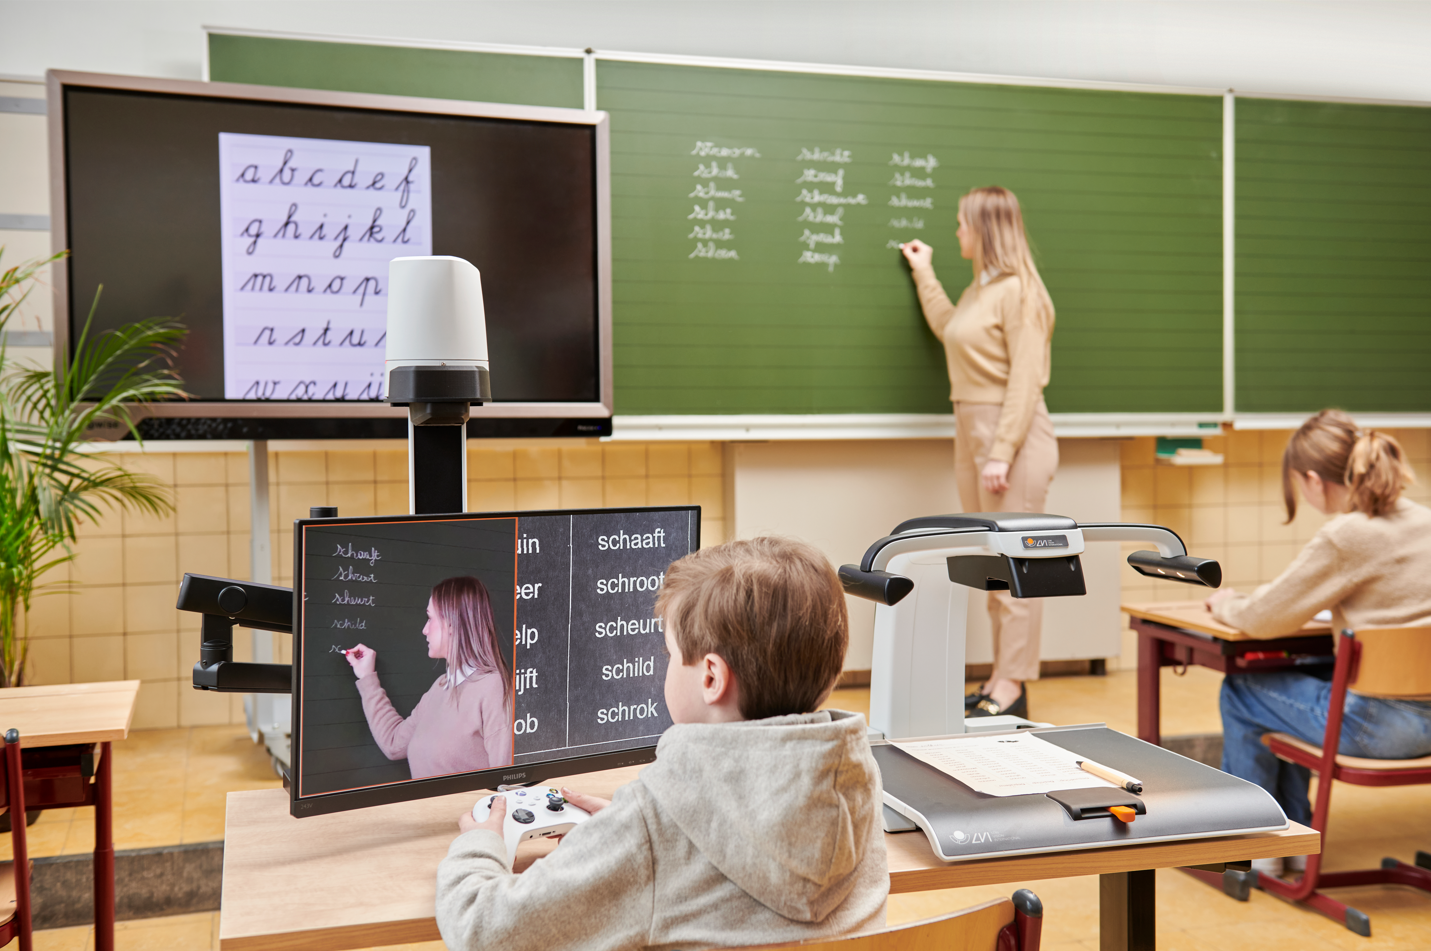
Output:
[1076, 523, 1188, 557]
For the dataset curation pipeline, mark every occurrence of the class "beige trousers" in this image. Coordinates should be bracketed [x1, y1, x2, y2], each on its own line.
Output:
[953, 400, 1059, 682]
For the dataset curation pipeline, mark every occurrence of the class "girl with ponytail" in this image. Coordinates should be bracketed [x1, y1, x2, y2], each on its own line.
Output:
[1206, 410, 1431, 874]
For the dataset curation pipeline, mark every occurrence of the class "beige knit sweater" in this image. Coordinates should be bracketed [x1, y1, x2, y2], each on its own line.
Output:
[1211, 498, 1431, 643]
[913, 267, 1053, 463]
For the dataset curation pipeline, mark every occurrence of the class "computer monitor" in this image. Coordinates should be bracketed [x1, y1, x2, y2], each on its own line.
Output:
[290, 506, 698, 816]
[47, 70, 612, 441]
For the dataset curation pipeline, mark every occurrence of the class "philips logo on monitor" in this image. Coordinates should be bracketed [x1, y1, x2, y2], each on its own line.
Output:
[1021, 535, 1069, 550]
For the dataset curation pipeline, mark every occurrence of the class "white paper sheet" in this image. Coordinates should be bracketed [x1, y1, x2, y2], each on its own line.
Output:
[217, 132, 433, 401]
[891, 733, 1119, 797]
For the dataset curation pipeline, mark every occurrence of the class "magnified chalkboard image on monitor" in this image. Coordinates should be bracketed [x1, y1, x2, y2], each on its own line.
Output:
[291, 506, 699, 817]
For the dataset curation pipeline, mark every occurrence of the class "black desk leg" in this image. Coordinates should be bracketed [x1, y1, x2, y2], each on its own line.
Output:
[1100, 869, 1155, 951]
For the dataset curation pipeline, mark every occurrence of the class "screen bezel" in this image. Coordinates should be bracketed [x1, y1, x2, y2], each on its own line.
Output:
[289, 505, 700, 817]
[45, 69, 613, 424]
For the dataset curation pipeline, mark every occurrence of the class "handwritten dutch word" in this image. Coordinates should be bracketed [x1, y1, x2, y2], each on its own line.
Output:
[796, 189, 869, 205]
[797, 146, 853, 163]
[334, 542, 381, 564]
[888, 217, 926, 229]
[797, 207, 844, 225]
[693, 161, 739, 179]
[799, 227, 844, 250]
[690, 242, 739, 260]
[798, 251, 841, 272]
[889, 151, 940, 171]
[691, 141, 761, 158]
[688, 183, 745, 201]
[330, 618, 367, 630]
[889, 193, 934, 209]
[332, 590, 376, 606]
[688, 202, 737, 221]
[889, 171, 934, 188]
[333, 565, 376, 582]
[795, 168, 844, 192]
[688, 225, 734, 240]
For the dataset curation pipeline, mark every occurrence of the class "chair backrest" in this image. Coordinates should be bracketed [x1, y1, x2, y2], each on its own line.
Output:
[1349, 627, 1431, 698]
[731, 897, 1014, 951]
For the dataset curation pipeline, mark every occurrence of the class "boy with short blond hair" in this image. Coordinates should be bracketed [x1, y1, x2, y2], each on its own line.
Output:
[437, 536, 888, 951]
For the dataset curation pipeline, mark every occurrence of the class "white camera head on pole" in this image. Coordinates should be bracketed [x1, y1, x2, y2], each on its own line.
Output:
[385, 255, 491, 426]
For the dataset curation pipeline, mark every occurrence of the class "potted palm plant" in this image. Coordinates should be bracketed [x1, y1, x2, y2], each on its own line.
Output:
[0, 249, 187, 687]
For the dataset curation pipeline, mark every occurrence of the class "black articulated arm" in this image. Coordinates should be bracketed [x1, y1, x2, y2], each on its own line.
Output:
[178, 573, 295, 693]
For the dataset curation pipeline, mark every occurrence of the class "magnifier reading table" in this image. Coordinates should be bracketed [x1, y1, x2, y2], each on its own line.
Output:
[218, 759, 1318, 951]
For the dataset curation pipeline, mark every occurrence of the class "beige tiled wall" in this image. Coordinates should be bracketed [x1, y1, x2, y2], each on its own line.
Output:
[28, 440, 726, 729]
[1116, 428, 1431, 666]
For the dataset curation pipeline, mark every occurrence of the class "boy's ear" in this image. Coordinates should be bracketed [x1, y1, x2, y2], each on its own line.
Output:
[700, 652, 737, 706]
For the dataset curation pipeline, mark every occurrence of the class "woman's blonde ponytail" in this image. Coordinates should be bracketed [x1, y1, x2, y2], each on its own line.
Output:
[1345, 429, 1414, 517]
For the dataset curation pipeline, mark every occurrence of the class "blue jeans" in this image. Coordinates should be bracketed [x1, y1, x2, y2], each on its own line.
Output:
[1220, 670, 1431, 825]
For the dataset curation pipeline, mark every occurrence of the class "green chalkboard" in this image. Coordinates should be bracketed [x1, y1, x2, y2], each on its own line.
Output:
[207, 33, 584, 109]
[1235, 97, 1431, 413]
[600, 61, 1224, 415]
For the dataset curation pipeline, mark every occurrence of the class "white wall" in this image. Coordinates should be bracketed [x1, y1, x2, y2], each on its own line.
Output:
[3, 1, 1431, 103]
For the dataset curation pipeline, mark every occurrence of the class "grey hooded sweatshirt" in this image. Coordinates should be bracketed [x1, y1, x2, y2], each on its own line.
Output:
[436, 709, 888, 951]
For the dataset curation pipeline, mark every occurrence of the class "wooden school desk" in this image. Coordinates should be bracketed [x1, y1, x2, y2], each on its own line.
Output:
[0, 679, 139, 951]
[220, 761, 1319, 951]
[1123, 601, 1334, 746]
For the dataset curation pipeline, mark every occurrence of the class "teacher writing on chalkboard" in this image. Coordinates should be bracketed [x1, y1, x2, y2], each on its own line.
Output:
[900, 186, 1057, 720]
[344, 576, 515, 777]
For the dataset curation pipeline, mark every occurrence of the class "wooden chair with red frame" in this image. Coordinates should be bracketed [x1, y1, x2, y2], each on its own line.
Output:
[1255, 626, 1431, 937]
[733, 889, 1043, 951]
[0, 728, 34, 949]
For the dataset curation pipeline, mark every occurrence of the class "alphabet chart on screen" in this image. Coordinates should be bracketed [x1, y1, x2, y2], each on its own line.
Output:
[217, 133, 432, 401]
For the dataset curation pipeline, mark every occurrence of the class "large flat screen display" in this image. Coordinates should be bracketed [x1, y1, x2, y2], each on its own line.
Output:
[291, 506, 697, 816]
[47, 71, 611, 439]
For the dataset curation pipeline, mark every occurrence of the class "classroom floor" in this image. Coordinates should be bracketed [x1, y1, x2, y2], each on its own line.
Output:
[26, 667, 1431, 949]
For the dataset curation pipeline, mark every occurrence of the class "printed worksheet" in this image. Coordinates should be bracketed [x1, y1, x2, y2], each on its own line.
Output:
[892, 733, 1118, 797]
[217, 132, 433, 401]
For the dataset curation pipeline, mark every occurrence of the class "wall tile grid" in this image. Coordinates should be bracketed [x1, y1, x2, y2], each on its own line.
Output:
[1116, 428, 1431, 666]
[33, 441, 726, 729]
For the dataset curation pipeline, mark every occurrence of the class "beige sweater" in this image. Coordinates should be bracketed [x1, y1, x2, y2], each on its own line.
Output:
[1212, 498, 1431, 644]
[436, 710, 888, 951]
[356, 670, 512, 779]
[913, 267, 1053, 463]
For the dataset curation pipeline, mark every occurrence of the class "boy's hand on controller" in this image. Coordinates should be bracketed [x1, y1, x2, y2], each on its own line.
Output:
[344, 644, 376, 679]
[460, 794, 506, 835]
[560, 787, 610, 815]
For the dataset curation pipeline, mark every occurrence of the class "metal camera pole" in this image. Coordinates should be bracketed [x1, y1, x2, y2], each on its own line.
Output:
[385, 256, 492, 515]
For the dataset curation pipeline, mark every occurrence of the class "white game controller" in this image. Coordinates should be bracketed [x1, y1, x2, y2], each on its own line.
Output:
[471, 786, 592, 863]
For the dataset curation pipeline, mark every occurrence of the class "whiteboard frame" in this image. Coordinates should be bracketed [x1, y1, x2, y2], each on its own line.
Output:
[46, 68, 613, 422]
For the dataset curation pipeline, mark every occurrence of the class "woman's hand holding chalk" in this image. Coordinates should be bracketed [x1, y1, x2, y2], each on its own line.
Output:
[344, 642, 377, 679]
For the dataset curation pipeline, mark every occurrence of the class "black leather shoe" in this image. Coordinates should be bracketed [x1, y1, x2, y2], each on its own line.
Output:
[964, 687, 989, 711]
[968, 683, 1029, 719]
